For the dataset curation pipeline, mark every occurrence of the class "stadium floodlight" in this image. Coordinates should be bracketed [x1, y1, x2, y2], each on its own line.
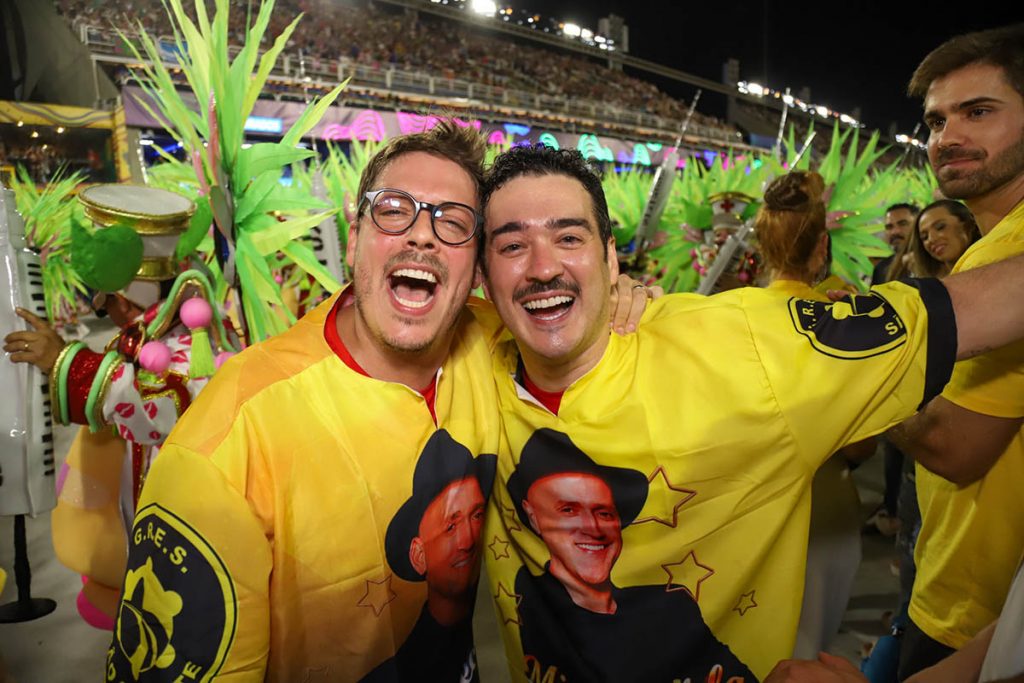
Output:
[895, 134, 909, 143]
[839, 114, 857, 125]
[746, 82, 764, 97]
[595, 35, 606, 43]
[815, 105, 829, 117]
[470, 0, 496, 15]
[562, 22, 582, 37]
[782, 94, 794, 106]
[581, 28, 593, 40]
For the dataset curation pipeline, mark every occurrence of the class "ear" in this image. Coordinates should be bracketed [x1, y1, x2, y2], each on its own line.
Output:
[521, 499, 540, 535]
[409, 537, 427, 576]
[345, 222, 359, 270]
[606, 237, 619, 280]
[472, 262, 483, 292]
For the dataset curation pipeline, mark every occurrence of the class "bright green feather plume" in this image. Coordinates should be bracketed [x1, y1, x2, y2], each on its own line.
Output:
[119, 0, 348, 342]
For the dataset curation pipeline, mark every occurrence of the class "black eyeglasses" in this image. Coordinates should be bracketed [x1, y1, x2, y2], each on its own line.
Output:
[359, 188, 482, 246]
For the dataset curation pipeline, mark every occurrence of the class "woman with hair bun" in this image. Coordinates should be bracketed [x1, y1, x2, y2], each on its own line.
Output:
[756, 170, 833, 287]
[756, 170, 865, 659]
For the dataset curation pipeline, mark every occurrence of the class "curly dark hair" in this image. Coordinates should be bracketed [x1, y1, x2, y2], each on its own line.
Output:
[482, 145, 612, 253]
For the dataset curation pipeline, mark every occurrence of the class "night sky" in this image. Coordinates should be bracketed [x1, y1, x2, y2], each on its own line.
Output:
[512, 1, 1022, 134]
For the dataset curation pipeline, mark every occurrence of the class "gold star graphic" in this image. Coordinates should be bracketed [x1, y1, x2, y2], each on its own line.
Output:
[494, 582, 523, 626]
[502, 503, 523, 534]
[733, 590, 758, 616]
[357, 574, 397, 617]
[634, 466, 696, 527]
[489, 536, 511, 561]
[662, 551, 715, 603]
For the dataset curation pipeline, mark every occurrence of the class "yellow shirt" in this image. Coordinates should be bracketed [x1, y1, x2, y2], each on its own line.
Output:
[912, 199, 1024, 648]
[485, 281, 954, 681]
[105, 292, 501, 682]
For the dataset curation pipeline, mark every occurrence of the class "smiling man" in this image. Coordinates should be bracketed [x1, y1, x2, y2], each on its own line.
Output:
[104, 121, 504, 682]
[104, 121, 652, 682]
[884, 23, 1024, 680]
[506, 428, 753, 682]
[478, 143, 1024, 682]
[362, 432, 497, 682]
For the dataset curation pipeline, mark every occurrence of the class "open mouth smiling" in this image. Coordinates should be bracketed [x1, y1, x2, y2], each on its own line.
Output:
[521, 294, 576, 321]
[388, 267, 439, 310]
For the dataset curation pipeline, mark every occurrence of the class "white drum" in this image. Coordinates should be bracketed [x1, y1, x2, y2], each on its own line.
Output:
[78, 183, 195, 282]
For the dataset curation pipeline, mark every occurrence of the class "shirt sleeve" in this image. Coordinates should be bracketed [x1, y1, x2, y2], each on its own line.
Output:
[747, 279, 956, 468]
[943, 239, 1024, 418]
[106, 436, 272, 681]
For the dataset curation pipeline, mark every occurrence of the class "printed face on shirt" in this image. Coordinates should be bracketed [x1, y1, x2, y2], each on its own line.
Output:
[346, 151, 482, 356]
[482, 173, 618, 373]
[410, 476, 487, 603]
[924, 62, 1024, 203]
[522, 473, 623, 591]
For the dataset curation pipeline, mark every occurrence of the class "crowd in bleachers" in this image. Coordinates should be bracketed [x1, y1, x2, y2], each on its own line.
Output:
[55, 0, 738, 140]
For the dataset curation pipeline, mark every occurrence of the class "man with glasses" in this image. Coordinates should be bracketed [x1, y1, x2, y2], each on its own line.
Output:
[105, 121, 650, 682]
[103, 122, 500, 682]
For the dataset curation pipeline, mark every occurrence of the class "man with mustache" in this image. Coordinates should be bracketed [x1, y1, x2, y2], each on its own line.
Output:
[478, 138, 1024, 681]
[104, 121, 651, 682]
[883, 23, 1024, 680]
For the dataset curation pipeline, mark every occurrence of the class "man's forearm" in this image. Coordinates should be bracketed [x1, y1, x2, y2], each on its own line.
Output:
[888, 397, 1021, 485]
[944, 252, 1024, 360]
[906, 620, 996, 683]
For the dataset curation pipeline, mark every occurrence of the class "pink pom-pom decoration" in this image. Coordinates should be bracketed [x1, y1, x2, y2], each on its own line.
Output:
[138, 341, 172, 374]
[180, 297, 213, 330]
[215, 351, 235, 369]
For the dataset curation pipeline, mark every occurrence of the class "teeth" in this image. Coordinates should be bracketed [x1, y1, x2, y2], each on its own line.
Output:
[394, 295, 431, 309]
[577, 543, 607, 551]
[391, 268, 437, 283]
[523, 295, 573, 310]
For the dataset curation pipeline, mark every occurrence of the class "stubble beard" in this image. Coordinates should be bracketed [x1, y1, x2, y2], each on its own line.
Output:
[351, 261, 466, 356]
[935, 128, 1024, 200]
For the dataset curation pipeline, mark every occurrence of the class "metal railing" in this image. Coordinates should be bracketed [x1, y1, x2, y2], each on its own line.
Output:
[78, 22, 745, 145]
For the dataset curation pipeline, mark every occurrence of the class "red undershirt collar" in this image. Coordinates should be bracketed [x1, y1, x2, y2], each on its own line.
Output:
[518, 358, 565, 415]
[323, 291, 438, 424]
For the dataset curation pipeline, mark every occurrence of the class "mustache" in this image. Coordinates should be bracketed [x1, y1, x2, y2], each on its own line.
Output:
[936, 148, 985, 165]
[384, 250, 447, 283]
[514, 278, 581, 302]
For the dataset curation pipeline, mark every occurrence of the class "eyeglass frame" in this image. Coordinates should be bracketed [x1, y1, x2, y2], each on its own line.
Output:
[358, 188, 483, 246]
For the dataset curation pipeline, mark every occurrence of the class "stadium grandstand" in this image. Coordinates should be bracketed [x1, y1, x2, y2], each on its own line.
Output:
[0, 0, 923, 184]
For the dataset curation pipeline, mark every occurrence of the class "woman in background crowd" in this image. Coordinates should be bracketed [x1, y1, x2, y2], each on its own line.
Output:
[907, 199, 981, 278]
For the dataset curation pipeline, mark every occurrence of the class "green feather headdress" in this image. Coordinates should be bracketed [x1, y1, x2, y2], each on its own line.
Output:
[634, 153, 777, 292]
[786, 122, 918, 289]
[9, 165, 89, 323]
[119, 0, 348, 342]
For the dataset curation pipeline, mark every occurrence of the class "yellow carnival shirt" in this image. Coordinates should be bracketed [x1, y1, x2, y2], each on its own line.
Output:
[484, 280, 955, 681]
[912, 199, 1024, 648]
[106, 291, 501, 682]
